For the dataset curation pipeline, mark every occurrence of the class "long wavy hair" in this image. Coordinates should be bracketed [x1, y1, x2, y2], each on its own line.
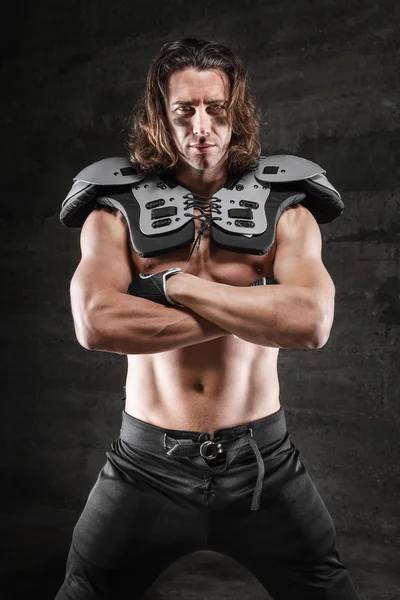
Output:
[126, 38, 261, 174]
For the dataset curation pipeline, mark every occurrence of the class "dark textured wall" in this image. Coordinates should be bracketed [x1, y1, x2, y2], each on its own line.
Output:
[1, 0, 399, 598]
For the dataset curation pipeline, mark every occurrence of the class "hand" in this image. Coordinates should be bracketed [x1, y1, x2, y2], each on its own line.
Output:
[165, 270, 187, 304]
[127, 268, 186, 308]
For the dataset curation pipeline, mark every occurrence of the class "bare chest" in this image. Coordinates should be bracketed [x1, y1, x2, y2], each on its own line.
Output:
[129, 209, 276, 284]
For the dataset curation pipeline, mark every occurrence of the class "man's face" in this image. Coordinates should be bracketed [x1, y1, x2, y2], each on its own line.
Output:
[165, 68, 233, 172]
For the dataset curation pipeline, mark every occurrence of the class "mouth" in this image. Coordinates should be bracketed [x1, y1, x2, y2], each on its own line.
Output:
[191, 144, 215, 152]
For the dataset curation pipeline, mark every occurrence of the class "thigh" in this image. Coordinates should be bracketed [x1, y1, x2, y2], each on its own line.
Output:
[260, 547, 359, 600]
[241, 546, 359, 600]
[211, 438, 359, 598]
[55, 448, 207, 599]
[54, 543, 168, 600]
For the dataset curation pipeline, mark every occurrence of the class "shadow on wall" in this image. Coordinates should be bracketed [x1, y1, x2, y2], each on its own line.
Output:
[1, 557, 66, 600]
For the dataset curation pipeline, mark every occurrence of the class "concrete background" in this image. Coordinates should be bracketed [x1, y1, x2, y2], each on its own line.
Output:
[1, 0, 399, 598]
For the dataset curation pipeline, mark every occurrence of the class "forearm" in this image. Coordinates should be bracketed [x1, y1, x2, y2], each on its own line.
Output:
[76, 292, 231, 355]
[170, 275, 332, 349]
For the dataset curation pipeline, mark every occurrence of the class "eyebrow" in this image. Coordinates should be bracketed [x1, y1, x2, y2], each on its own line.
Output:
[171, 99, 227, 106]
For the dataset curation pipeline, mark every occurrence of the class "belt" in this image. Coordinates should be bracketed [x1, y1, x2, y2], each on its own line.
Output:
[120, 408, 287, 512]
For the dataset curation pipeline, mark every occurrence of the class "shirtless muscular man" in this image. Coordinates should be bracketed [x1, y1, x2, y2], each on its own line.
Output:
[55, 38, 359, 600]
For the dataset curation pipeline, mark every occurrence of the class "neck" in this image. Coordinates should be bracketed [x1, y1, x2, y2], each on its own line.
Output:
[175, 159, 229, 198]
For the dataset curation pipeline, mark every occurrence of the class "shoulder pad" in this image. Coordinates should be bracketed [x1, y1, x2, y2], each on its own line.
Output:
[74, 156, 145, 186]
[254, 155, 325, 183]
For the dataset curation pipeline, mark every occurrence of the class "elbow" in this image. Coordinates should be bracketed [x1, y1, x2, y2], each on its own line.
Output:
[78, 332, 99, 351]
[76, 328, 100, 351]
[305, 326, 331, 349]
[73, 313, 102, 351]
[304, 308, 333, 349]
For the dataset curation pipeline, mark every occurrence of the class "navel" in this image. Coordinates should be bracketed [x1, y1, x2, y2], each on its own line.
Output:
[193, 382, 205, 392]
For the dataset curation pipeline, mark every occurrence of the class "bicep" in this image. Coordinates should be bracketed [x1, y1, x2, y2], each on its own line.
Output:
[273, 205, 335, 297]
[70, 208, 134, 320]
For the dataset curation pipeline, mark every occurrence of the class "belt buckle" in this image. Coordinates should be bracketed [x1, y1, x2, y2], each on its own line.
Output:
[200, 440, 224, 460]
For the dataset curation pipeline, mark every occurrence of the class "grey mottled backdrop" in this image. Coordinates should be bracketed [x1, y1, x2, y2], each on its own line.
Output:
[1, 0, 399, 599]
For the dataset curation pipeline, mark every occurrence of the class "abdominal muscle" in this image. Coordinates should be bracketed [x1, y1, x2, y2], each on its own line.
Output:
[125, 341, 280, 437]
[123, 210, 281, 438]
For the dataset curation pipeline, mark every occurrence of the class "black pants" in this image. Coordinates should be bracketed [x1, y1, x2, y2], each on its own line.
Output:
[55, 407, 359, 599]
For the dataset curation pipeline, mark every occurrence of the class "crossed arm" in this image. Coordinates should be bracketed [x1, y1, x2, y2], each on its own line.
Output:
[166, 204, 335, 349]
[70, 205, 335, 354]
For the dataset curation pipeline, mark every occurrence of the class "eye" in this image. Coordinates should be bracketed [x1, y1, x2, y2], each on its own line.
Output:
[176, 106, 193, 113]
[208, 105, 225, 112]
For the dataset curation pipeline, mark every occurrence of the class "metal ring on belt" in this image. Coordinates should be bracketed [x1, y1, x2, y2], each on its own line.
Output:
[199, 440, 224, 460]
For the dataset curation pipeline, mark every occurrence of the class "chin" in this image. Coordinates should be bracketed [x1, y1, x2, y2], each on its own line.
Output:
[195, 157, 212, 171]
[181, 155, 209, 171]
[193, 154, 223, 172]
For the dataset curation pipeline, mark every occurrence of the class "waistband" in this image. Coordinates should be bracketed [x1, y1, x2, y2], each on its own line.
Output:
[119, 407, 287, 512]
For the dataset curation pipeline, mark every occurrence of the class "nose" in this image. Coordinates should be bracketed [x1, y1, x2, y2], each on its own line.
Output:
[192, 108, 211, 137]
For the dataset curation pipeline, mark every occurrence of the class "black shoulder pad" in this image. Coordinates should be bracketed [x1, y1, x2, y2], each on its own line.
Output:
[254, 154, 325, 182]
[255, 154, 343, 223]
[73, 157, 145, 186]
[60, 157, 145, 228]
